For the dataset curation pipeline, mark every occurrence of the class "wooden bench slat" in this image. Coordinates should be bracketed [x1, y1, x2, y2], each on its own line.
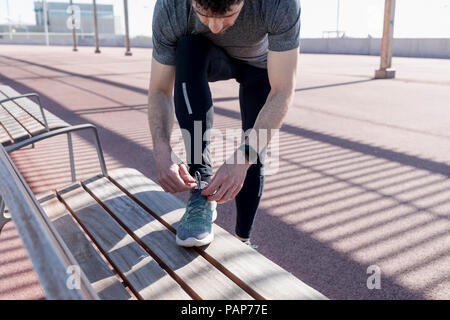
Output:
[0, 86, 69, 130]
[57, 182, 192, 300]
[0, 92, 47, 137]
[0, 124, 12, 145]
[38, 192, 132, 300]
[0, 105, 30, 142]
[109, 168, 328, 300]
[82, 175, 253, 300]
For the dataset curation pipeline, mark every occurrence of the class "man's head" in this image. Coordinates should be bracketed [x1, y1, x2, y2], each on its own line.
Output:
[192, 0, 245, 34]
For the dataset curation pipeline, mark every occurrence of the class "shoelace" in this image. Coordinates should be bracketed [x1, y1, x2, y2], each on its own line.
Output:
[183, 190, 208, 224]
[195, 171, 203, 190]
[182, 171, 210, 225]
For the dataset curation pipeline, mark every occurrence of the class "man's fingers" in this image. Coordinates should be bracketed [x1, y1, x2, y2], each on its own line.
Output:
[179, 164, 196, 183]
[159, 178, 176, 193]
[160, 173, 184, 193]
[165, 176, 180, 193]
[202, 175, 224, 196]
[169, 165, 195, 192]
[157, 162, 197, 193]
[208, 183, 231, 202]
[186, 182, 197, 188]
[173, 171, 191, 190]
[230, 183, 244, 201]
[217, 184, 239, 204]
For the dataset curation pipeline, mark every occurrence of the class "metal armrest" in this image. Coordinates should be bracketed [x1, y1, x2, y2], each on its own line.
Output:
[0, 144, 99, 299]
[0, 93, 49, 131]
[5, 124, 108, 177]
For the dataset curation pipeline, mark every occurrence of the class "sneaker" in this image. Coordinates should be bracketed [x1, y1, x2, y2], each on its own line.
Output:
[242, 240, 259, 250]
[176, 172, 217, 247]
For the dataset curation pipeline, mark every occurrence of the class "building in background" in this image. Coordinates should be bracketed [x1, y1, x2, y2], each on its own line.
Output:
[33, 1, 117, 34]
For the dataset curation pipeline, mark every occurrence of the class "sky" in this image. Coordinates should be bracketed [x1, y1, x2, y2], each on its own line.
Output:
[1, 0, 450, 38]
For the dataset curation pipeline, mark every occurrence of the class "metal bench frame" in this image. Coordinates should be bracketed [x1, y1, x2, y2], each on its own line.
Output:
[0, 93, 50, 132]
[0, 136, 101, 299]
[1, 91, 79, 183]
[0, 124, 107, 237]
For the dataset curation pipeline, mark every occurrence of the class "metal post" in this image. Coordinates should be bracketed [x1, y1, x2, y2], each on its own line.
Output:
[123, 0, 132, 56]
[0, 197, 4, 214]
[42, 0, 50, 46]
[0, 197, 5, 216]
[6, 0, 12, 40]
[375, 0, 396, 79]
[67, 132, 76, 182]
[69, 0, 78, 52]
[336, 0, 340, 38]
[93, 0, 101, 53]
[0, 196, 11, 235]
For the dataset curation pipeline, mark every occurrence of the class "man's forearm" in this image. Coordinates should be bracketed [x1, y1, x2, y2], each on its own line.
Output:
[148, 90, 174, 156]
[246, 88, 294, 153]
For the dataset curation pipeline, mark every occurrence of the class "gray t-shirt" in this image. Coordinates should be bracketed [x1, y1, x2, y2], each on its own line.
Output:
[152, 0, 301, 69]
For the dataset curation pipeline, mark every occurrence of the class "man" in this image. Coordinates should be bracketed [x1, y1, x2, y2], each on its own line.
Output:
[148, 0, 300, 247]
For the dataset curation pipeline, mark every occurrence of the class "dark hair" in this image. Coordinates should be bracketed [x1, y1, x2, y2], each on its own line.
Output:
[192, 0, 244, 15]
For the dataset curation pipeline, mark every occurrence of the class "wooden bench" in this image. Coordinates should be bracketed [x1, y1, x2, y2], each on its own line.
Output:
[0, 125, 327, 300]
[0, 85, 72, 232]
[0, 85, 70, 146]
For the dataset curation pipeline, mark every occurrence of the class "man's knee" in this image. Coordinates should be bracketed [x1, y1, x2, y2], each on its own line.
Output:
[175, 35, 213, 81]
[176, 34, 212, 62]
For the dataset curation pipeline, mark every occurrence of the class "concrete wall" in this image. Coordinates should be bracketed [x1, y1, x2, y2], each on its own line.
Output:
[299, 38, 450, 59]
[0, 34, 152, 48]
[1, 36, 449, 59]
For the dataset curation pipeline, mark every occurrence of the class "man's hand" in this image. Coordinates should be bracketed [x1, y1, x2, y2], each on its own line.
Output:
[154, 146, 197, 193]
[201, 152, 252, 204]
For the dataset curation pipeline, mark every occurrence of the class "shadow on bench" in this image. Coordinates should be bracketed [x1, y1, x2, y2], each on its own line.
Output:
[0, 124, 327, 300]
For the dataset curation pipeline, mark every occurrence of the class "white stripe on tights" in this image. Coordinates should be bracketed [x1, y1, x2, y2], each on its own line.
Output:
[182, 82, 193, 115]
